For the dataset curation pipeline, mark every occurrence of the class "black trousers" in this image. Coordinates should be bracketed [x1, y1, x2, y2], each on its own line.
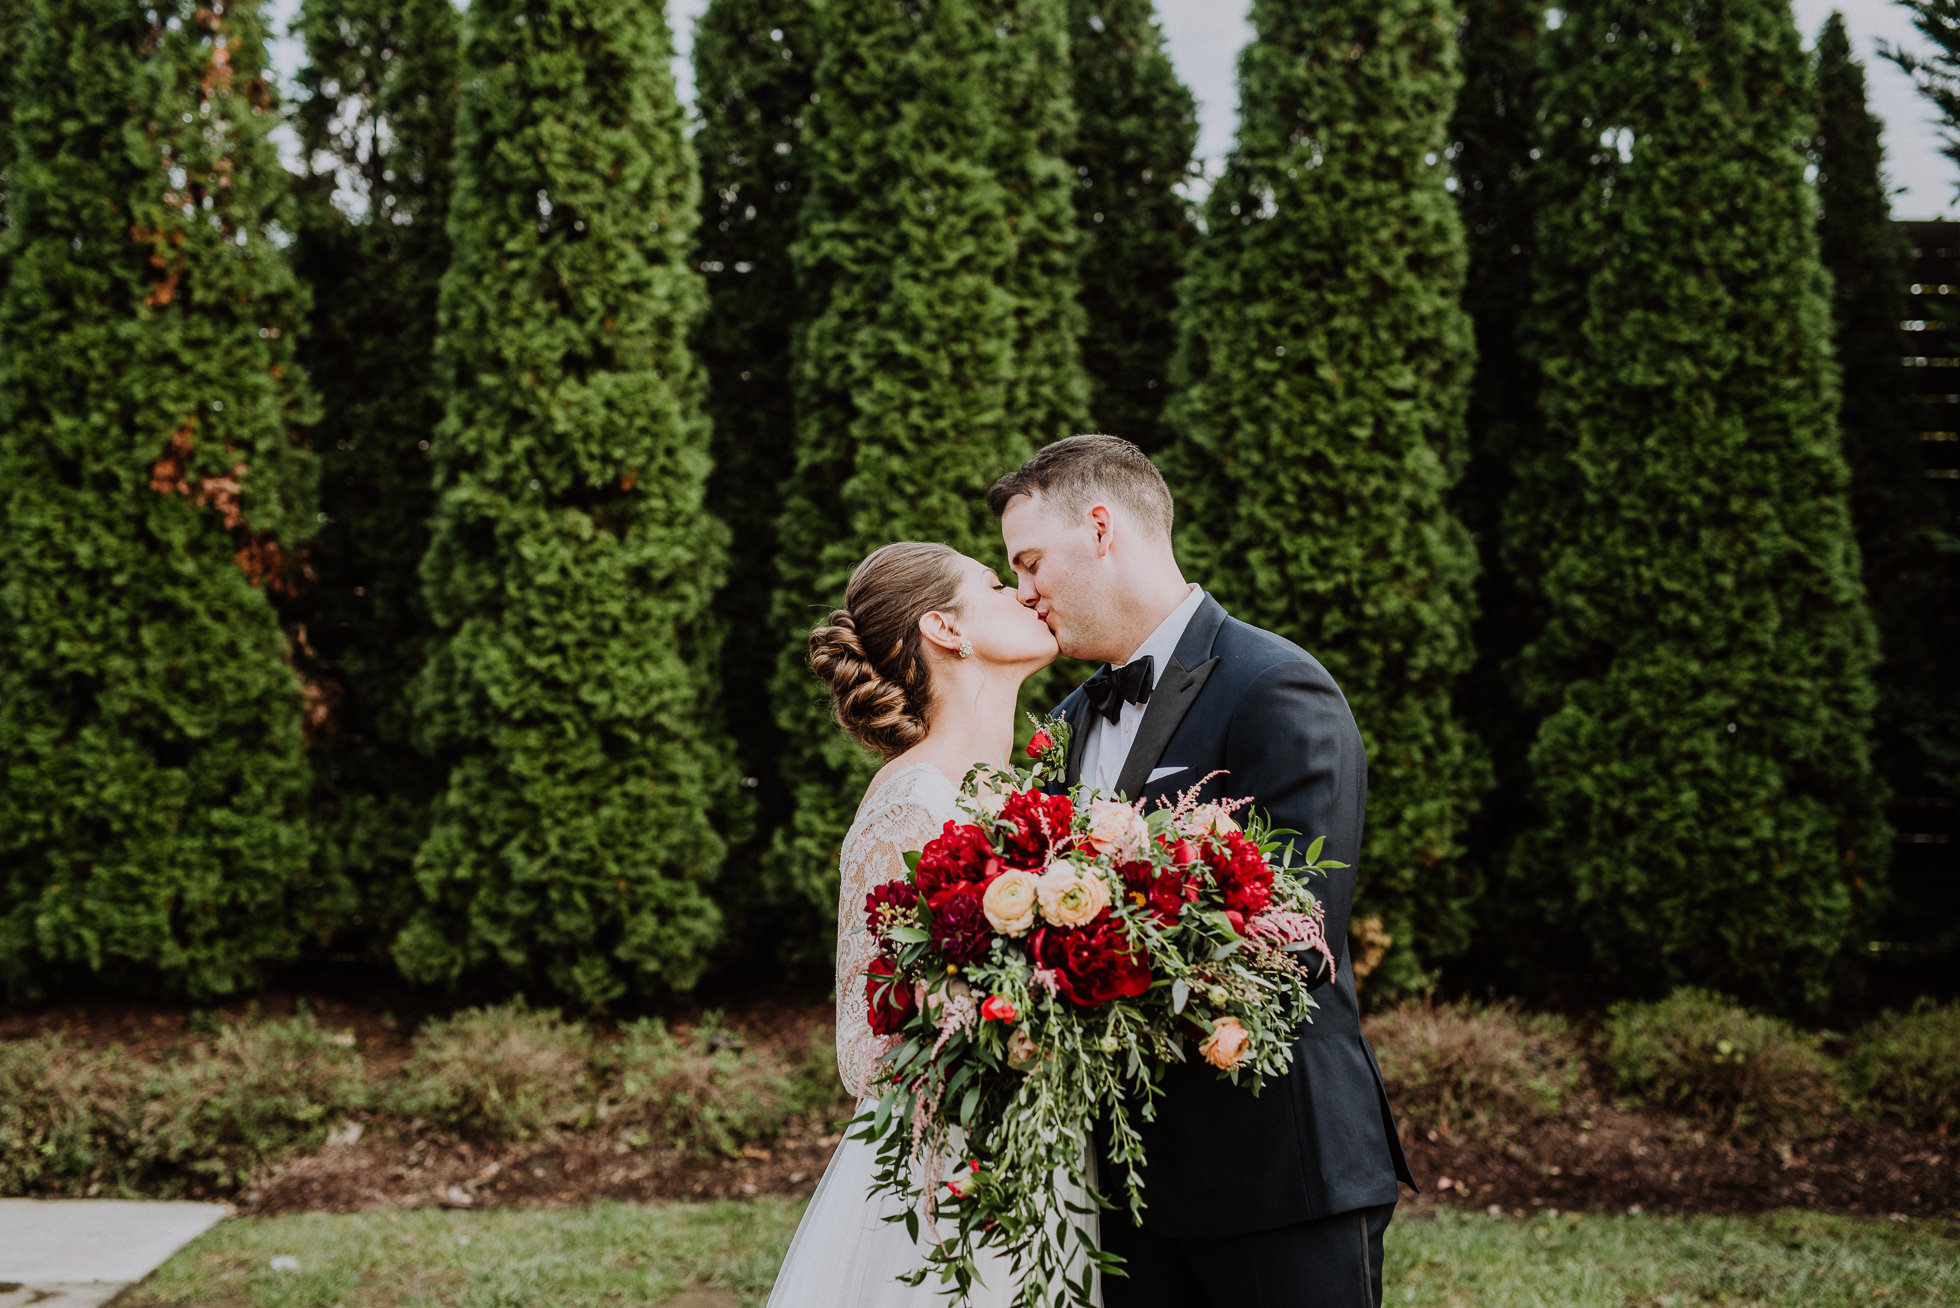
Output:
[1097, 1203, 1395, 1308]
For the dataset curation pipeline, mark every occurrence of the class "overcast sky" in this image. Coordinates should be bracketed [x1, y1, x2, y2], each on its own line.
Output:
[266, 0, 1959, 221]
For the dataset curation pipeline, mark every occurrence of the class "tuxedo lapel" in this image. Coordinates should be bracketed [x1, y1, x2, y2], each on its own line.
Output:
[1061, 690, 1093, 789]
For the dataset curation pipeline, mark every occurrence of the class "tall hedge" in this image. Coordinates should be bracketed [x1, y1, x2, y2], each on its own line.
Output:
[289, 0, 460, 947]
[1065, 0, 1196, 452]
[1162, 0, 1487, 991]
[1507, 0, 1887, 1008]
[1449, 0, 1544, 915]
[692, 0, 817, 942]
[397, 0, 740, 1006]
[765, 0, 1087, 949]
[0, 0, 324, 998]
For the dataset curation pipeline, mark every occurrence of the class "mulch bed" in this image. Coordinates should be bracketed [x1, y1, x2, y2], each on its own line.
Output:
[4, 989, 1955, 1219]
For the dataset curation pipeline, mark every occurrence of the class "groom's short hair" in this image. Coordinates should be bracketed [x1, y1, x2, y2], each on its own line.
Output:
[987, 434, 1174, 539]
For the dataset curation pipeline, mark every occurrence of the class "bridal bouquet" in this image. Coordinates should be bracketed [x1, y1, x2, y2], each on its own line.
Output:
[851, 718, 1340, 1307]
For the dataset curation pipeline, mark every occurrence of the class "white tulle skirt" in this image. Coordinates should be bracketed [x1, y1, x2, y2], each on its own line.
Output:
[766, 1108, 1101, 1308]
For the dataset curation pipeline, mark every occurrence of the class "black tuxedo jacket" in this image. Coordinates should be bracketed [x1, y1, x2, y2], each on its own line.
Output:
[1052, 593, 1414, 1239]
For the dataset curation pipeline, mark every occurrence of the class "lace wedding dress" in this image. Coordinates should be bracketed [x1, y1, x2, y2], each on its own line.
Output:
[766, 762, 1102, 1307]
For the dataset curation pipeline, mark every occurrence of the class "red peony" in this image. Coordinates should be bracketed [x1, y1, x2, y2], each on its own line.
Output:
[996, 789, 1075, 868]
[1029, 914, 1153, 1007]
[929, 887, 995, 965]
[915, 821, 997, 910]
[1202, 830, 1274, 917]
[1117, 857, 1200, 925]
[864, 956, 917, 1035]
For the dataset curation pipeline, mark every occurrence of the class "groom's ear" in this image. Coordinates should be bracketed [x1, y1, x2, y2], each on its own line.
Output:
[1089, 504, 1115, 557]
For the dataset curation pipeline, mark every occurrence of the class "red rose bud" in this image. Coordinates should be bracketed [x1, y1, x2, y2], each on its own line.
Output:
[1224, 909, 1245, 935]
[969, 1157, 982, 1173]
[980, 994, 1018, 1023]
[1025, 729, 1054, 757]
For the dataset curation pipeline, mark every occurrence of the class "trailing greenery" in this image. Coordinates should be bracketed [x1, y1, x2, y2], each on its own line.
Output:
[1600, 989, 1843, 1144]
[1842, 1000, 1960, 1132]
[692, 0, 817, 953]
[289, 0, 461, 948]
[0, 0, 328, 999]
[1448, 0, 1545, 959]
[397, 0, 741, 1005]
[1162, 0, 1487, 992]
[1504, 0, 1888, 1008]
[765, 0, 1087, 948]
[1065, 0, 1196, 452]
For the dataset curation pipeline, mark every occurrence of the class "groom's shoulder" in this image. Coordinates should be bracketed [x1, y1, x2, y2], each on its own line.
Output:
[1212, 611, 1333, 686]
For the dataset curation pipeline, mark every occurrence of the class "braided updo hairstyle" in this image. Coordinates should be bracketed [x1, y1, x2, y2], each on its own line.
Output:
[807, 542, 966, 760]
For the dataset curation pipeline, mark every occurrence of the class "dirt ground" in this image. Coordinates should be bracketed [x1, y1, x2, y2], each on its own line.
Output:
[4, 988, 1954, 1220]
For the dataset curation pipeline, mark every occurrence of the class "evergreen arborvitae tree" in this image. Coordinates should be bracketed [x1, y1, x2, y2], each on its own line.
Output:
[692, 0, 816, 944]
[766, 0, 1087, 947]
[289, 0, 460, 947]
[1066, 0, 1196, 452]
[0, 0, 324, 998]
[397, 0, 740, 1006]
[1507, 0, 1887, 1008]
[1820, 12, 1959, 974]
[1448, 0, 1543, 939]
[1163, 0, 1486, 991]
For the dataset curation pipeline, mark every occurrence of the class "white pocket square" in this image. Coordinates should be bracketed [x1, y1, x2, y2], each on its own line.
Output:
[1147, 766, 1188, 784]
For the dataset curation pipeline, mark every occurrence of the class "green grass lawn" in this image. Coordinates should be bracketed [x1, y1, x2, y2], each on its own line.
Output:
[125, 1202, 1960, 1308]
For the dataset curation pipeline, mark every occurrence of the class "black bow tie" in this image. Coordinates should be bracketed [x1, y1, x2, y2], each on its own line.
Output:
[1082, 656, 1155, 726]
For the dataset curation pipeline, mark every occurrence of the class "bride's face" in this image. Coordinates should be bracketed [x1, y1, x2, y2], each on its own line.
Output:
[944, 555, 1058, 670]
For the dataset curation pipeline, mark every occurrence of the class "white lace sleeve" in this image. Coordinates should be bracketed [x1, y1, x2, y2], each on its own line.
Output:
[836, 780, 945, 1101]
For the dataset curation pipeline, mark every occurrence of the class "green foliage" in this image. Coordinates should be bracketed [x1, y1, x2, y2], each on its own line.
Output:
[1449, 0, 1545, 952]
[1367, 999, 1582, 1144]
[765, 0, 1088, 947]
[0, 0, 328, 999]
[0, 1012, 364, 1197]
[393, 1000, 599, 1141]
[692, 0, 817, 953]
[399, 0, 741, 1005]
[1841, 1000, 1960, 1131]
[288, 0, 460, 946]
[1065, 0, 1196, 452]
[1504, 0, 1887, 1009]
[1162, 0, 1487, 992]
[1600, 989, 1843, 1143]
[603, 1015, 845, 1158]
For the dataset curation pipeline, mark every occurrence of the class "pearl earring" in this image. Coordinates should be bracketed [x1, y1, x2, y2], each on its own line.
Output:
[958, 639, 973, 660]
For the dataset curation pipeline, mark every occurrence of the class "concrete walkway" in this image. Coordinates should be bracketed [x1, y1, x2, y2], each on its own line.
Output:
[0, 1200, 230, 1307]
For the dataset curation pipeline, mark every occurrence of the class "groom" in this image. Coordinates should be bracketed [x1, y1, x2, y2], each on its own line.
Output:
[989, 435, 1414, 1308]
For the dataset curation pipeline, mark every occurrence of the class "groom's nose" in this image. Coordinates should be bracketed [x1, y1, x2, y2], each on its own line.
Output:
[1015, 574, 1041, 608]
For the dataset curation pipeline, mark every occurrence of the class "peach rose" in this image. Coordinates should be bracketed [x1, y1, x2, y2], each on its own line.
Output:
[1081, 798, 1149, 860]
[1036, 858, 1111, 928]
[982, 869, 1040, 935]
[1199, 1016, 1251, 1070]
[1006, 1026, 1041, 1066]
[1181, 803, 1240, 839]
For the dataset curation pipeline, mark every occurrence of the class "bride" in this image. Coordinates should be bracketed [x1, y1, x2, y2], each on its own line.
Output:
[766, 540, 1100, 1307]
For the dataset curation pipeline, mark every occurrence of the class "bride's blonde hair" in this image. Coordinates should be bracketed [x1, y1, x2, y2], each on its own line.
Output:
[807, 542, 964, 760]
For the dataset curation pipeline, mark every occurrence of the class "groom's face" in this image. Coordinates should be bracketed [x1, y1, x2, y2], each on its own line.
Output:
[1000, 492, 1116, 663]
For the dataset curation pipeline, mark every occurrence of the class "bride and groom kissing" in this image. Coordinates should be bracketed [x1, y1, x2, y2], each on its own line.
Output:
[768, 435, 1414, 1308]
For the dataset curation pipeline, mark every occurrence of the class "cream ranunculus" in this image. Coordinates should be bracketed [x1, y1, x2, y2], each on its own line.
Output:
[1180, 802, 1240, 839]
[981, 869, 1040, 935]
[1199, 1016, 1251, 1070]
[1081, 798, 1149, 860]
[1035, 858, 1111, 928]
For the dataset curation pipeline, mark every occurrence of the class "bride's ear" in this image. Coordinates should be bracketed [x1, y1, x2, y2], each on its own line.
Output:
[918, 609, 965, 657]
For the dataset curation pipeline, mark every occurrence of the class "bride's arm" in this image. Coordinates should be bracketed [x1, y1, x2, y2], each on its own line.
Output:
[835, 797, 939, 1100]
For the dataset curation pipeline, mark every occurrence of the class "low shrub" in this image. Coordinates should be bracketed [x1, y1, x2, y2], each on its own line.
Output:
[1599, 988, 1842, 1142]
[139, 1012, 368, 1189]
[1841, 1000, 1960, 1131]
[0, 1011, 363, 1196]
[392, 1000, 599, 1141]
[1368, 999, 1584, 1144]
[602, 1014, 847, 1158]
[0, 1034, 139, 1194]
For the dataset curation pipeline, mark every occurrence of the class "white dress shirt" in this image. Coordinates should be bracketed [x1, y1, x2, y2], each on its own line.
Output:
[1079, 584, 1206, 796]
